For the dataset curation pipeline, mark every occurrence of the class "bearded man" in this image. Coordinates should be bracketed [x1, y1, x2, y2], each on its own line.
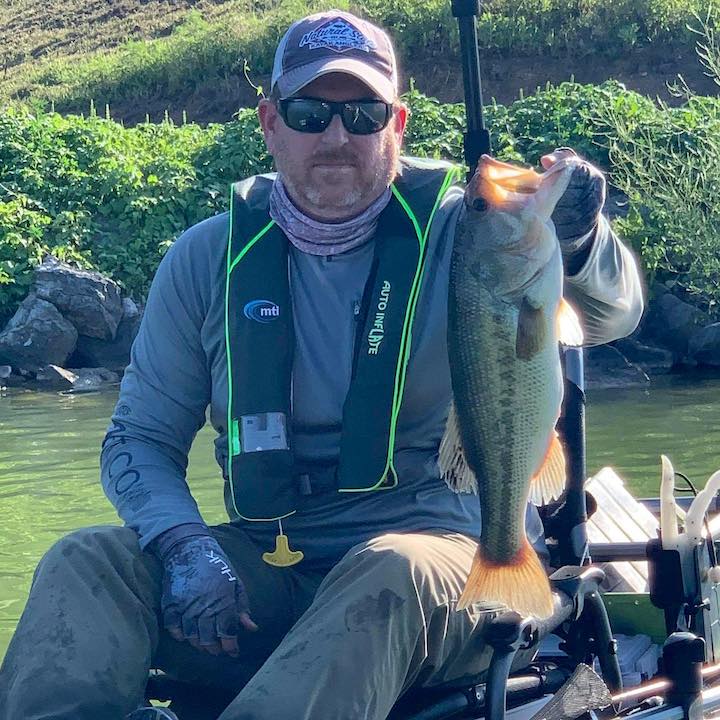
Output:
[0, 9, 643, 720]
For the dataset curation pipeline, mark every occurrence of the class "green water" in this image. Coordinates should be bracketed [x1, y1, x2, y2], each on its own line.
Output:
[2, 376, 720, 661]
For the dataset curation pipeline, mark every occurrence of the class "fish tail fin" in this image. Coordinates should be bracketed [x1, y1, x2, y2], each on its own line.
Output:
[457, 539, 554, 619]
[556, 297, 584, 347]
[529, 430, 566, 505]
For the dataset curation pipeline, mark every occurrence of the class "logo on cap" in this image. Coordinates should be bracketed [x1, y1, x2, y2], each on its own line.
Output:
[243, 300, 280, 323]
[299, 17, 376, 54]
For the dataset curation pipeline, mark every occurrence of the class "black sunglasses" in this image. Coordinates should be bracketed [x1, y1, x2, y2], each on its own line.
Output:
[277, 97, 392, 136]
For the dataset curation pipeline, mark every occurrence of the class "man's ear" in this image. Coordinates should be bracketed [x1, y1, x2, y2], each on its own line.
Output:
[258, 99, 279, 153]
[392, 103, 409, 144]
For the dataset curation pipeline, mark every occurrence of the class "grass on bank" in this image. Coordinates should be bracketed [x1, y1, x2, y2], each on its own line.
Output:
[0, 0, 710, 116]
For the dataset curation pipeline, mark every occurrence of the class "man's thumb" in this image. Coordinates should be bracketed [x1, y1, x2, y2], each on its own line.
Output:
[240, 611, 259, 632]
[541, 147, 578, 171]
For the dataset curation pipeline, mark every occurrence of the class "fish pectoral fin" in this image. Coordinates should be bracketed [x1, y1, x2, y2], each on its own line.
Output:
[516, 296, 546, 360]
[529, 430, 567, 505]
[439, 402, 478, 494]
[557, 297, 584, 347]
[457, 539, 554, 619]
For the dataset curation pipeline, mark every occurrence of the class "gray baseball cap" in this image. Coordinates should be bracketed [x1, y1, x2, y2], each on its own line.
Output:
[271, 10, 398, 103]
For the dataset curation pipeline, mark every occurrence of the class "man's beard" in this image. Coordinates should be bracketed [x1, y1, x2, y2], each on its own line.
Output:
[273, 133, 400, 221]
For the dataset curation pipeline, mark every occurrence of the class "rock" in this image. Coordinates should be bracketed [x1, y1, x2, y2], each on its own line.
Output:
[35, 364, 78, 390]
[688, 323, 720, 366]
[34, 256, 123, 341]
[32, 365, 119, 392]
[70, 299, 143, 371]
[1, 373, 26, 388]
[0, 365, 24, 388]
[0, 293, 78, 368]
[66, 367, 120, 393]
[639, 291, 710, 361]
[122, 297, 140, 319]
[585, 345, 651, 390]
[610, 337, 673, 372]
[0, 365, 25, 390]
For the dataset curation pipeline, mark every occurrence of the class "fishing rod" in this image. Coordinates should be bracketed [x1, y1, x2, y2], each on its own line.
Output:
[451, 0, 589, 566]
[451, 0, 490, 179]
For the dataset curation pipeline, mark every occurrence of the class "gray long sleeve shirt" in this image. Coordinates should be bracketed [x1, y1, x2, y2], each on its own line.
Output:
[101, 169, 644, 569]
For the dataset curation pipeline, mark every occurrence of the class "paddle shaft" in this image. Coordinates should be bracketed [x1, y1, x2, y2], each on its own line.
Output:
[451, 0, 491, 179]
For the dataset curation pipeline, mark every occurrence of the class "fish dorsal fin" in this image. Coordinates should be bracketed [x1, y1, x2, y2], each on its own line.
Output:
[439, 402, 478, 494]
[528, 430, 566, 506]
[557, 297, 584, 347]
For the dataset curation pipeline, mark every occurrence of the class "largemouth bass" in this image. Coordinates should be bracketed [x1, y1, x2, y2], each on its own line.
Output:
[439, 155, 583, 619]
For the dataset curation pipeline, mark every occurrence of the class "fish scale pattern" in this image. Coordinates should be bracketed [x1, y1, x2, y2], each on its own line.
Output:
[443, 168, 568, 568]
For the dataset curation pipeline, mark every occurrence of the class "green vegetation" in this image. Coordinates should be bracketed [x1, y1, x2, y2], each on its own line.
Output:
[596, 8, 720, 314]
[0, 75, 631, 321]
[2, 4, 720, 324]
[601, 94, 720, 314]
[0, 0, 707, 117]
[0, 73, 708, 324]
[0, 103, 269, 321]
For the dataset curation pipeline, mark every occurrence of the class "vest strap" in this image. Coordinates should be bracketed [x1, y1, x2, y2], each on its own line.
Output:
[225, 211, 296, 521]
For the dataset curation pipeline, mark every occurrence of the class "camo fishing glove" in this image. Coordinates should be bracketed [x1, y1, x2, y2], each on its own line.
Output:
[541, 148, 607, 274]
[149, 523, 257, 656]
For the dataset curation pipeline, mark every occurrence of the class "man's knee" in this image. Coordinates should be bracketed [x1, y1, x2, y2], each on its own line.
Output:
[360, 533, 463, 583]
[341, 533, 475, 613]
[38, 525, 142, 575]
[336, 534, 450, 612]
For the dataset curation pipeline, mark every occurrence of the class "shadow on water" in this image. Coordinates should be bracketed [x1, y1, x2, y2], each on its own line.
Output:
[2, 374, 720, 658]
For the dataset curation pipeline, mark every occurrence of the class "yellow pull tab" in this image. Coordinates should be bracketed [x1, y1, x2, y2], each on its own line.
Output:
[262, 533, 304, 567]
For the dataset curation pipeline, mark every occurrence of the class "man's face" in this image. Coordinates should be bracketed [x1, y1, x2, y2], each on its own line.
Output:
[258, 73, 408, 222]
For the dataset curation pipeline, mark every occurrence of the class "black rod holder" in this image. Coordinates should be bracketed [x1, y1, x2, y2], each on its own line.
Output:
[586, 592, 623, 694]
[451, 0, 491, 176]
[663, 632, 705, 720]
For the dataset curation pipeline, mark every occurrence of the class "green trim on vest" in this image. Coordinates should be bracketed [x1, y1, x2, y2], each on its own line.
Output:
[224, 208, 295, 522]
[224, 160, 461, 521]
[338, 165, 461, 492]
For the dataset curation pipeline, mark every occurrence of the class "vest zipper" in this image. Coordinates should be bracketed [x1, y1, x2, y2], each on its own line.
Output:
[351, 298, 361, 358]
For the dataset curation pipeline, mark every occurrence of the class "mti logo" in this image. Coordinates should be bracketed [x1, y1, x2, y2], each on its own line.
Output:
[243, 300, 280, 323]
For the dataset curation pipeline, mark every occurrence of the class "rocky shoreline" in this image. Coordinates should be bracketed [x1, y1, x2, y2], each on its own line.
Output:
[1, 256, 720, 393]
[0, 257, 142, 392]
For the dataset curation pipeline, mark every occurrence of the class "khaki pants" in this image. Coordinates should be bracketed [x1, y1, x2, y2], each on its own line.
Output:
[0, 524, 522, 720]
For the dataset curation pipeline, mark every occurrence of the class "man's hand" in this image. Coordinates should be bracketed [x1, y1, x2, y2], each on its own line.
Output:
[540, 148, 607, 260]
[150, 524, 257, 657]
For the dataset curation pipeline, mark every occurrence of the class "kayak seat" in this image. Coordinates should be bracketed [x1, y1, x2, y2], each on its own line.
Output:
[146, 564, 619, 720]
